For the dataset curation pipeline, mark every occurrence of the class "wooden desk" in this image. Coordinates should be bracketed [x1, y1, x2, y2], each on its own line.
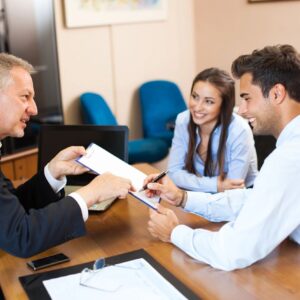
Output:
[0, 163, 299, 299]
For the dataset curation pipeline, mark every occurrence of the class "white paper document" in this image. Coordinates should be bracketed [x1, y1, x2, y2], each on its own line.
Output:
[43, 258, 188, 300]
[77, 143, 160, 209]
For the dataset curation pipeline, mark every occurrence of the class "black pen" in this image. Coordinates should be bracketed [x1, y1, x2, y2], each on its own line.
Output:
[139, 170, 168, 192]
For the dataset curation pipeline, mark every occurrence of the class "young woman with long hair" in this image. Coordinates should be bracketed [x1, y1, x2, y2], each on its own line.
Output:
[168, 68, 257, 192]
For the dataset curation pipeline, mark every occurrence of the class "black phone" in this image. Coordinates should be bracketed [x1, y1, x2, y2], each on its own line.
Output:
[27, 253, 70, 271]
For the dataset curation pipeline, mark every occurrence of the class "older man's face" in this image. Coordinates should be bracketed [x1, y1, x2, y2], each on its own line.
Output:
[0, 67, 37, 140]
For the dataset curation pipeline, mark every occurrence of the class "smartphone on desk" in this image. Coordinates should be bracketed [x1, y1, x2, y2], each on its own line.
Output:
[27, 253, 70, 271]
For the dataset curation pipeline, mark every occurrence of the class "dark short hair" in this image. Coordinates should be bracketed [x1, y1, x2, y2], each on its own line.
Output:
[231, 44, 300, 102]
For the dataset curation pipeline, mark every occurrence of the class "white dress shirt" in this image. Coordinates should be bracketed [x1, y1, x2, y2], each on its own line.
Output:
[171, 115, 300, 271]
[44, 165, 88, 221]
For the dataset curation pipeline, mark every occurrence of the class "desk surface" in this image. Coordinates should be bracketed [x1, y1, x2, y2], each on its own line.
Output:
[0, 163, 300, 299]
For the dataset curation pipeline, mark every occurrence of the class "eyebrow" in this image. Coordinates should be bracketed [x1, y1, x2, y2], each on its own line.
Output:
[240, 93, 249, 98]
[191, 91, 215, 100]
[21, 88, 33, 94]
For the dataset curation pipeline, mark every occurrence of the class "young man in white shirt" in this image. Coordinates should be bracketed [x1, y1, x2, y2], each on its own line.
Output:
[145, 44, 300, 271]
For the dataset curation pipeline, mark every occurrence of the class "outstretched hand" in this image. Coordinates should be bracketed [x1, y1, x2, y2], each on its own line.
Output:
[76, 172, 135, 207]
[48, 146, 89, 180]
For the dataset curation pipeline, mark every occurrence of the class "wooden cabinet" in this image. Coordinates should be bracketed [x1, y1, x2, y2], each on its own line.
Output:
[1, 160, 14, 180]
[1, 148, 38, 181]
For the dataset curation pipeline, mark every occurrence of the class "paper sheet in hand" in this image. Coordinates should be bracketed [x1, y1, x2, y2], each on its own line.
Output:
[43, 258, 188, 300]
[77, 143, 160, 209]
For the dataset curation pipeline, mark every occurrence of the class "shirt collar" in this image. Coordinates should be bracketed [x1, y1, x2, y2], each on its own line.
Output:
[194, 114, 235, 141]
[276, 115, 300, 147]
[195, 122, 222, 136]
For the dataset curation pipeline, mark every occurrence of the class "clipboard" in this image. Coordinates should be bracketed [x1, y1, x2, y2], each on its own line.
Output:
[19, 249, 200, 300]
[76, 143, 161, 210]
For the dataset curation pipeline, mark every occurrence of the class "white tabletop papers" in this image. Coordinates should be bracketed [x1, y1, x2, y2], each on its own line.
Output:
[77, 143, 160, 209]
[43, 258, 188, 300]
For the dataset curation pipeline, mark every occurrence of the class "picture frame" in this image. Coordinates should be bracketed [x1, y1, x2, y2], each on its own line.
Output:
[64, 0, 168, 28]
[249, 0, 296, 2]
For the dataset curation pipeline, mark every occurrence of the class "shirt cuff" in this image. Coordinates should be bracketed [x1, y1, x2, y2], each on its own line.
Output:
[69, 192, 89, 222]
[171, 224, 194, 249]
[184, 191, 211, 213]
[44, 164, 67, 193]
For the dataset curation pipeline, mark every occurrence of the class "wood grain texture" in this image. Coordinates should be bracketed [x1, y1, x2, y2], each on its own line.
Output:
[0, 163, 299, 299]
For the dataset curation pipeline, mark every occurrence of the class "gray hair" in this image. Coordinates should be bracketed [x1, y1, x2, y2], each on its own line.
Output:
[0, 53, 35, 90]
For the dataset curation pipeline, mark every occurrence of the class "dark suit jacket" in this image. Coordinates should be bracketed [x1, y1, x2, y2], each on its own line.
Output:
[0, 170, 86, 258]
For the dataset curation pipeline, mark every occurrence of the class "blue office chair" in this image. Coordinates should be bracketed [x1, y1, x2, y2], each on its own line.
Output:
[80, 92, 169, 164]
[139, 80, 187, 147]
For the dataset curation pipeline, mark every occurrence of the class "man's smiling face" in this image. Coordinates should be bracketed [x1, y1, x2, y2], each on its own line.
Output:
[0, 66, 37, 140]
[238, 73, 277, 136]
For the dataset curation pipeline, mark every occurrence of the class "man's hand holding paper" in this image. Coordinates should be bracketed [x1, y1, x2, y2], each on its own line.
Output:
[76, 173, 134, 207]
[77, 143, 161, 209]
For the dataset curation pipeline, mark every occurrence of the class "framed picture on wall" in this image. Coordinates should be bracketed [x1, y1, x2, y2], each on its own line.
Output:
[249, 0, 295, 2]
[64, 0, 168, 28]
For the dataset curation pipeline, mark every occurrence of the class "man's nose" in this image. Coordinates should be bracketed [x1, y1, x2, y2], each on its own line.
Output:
[27, 99, 38, 116]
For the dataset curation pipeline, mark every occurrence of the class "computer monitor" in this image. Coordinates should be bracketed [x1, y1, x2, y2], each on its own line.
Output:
[38, 125, 128, 186]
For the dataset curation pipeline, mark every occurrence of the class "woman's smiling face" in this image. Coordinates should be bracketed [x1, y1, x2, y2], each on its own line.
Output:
[189, 80, 222, 128]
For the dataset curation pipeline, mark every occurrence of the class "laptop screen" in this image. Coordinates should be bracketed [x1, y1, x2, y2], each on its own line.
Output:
[38, 125, 128, 186]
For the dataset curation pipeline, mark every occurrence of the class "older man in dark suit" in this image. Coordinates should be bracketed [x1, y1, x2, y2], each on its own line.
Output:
[0, 53, 133, 258]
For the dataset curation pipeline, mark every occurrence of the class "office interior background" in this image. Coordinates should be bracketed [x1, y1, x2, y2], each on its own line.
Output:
[2, 0, 300, 154]
[54, 0, 300, 139]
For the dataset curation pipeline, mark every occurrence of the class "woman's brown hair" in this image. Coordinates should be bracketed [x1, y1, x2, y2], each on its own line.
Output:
[185, 68, 235, 178]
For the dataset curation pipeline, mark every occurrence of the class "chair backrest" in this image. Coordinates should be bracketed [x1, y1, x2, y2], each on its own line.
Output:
[80, 92, 118, 125]
[139, 80, 187, 146]
[253, 134, 276, 170]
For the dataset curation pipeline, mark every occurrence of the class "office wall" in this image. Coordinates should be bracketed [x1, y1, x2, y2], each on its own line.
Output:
[54, 0, 196, 139]
[194, 0, 300, 96]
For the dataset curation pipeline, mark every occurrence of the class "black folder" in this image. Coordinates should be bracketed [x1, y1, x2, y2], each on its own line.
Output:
[19, 249, 200, 299]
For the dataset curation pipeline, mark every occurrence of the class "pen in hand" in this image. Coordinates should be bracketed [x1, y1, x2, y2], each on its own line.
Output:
[139, 171, 168, 192]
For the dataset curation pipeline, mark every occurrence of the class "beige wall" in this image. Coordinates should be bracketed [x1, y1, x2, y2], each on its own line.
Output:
[55, 0, 300, 137]
[195, 0, 300, 98]
[54, 0, 196, 139]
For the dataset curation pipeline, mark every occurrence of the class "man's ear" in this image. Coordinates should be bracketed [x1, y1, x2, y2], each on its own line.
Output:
[269, 84, 286, 104]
